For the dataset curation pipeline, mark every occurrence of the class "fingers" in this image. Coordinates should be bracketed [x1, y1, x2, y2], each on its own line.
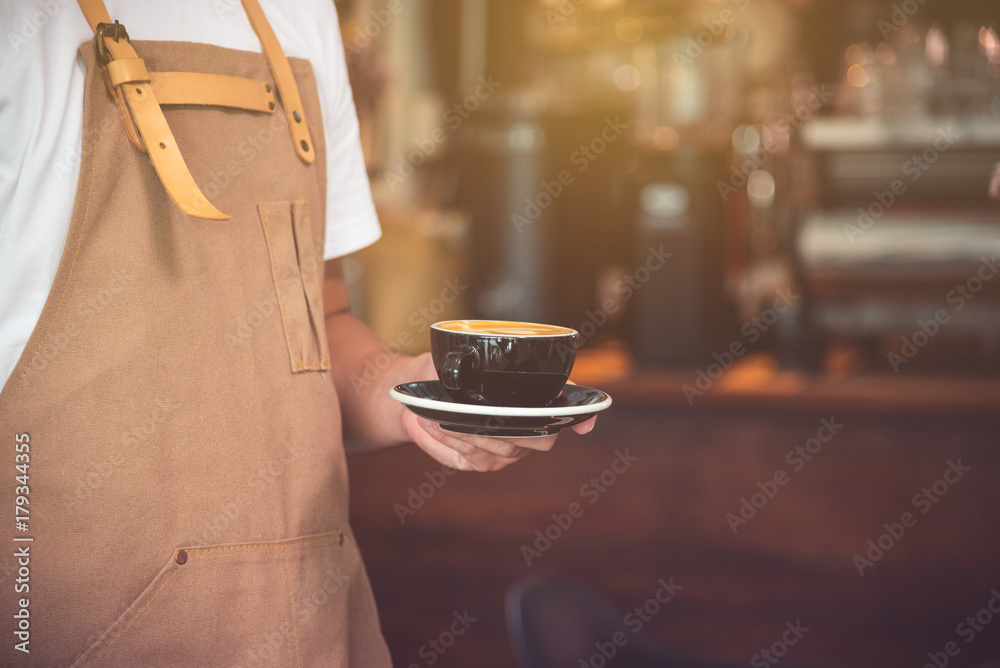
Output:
[401, 411, 539, 472]
[422, 419, 526, 458]
[409, 427, 475, 471]
[400, 408, 594, 472]
[419, 418, 541, 472]
[401, 410, 470, 469]
[572, 417, 597, 435]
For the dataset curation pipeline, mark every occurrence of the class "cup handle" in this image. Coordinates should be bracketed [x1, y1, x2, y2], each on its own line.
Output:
[441, 346, 479, 391]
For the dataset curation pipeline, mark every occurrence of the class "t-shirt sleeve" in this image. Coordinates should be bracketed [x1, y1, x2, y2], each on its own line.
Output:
[297, 0, 381, 260]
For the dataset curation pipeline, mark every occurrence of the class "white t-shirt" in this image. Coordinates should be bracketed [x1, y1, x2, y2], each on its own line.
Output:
[0, 0, 380, 387]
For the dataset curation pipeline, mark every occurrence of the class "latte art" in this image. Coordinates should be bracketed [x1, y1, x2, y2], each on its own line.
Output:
[435, 320, 576, 337]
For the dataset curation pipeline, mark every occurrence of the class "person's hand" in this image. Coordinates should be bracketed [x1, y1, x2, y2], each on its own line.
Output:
[398, 353, 595, 472]
[323, 261, 596, 463]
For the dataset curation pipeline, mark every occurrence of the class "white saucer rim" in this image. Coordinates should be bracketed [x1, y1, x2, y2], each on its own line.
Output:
[389, 382, 612, 417]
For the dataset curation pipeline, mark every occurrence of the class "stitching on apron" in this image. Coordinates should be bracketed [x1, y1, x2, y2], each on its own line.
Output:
[296, 195, 330, 371]
[283, 547, 304, 668]
[140, 48, 317, 73]
[278, 548, 294, 668]
[290, 203, 328, 371]
[0, 129, 99, 414]
[187, 532, 343, 554]
[261, 204, 302, 370]
[261, 202, 329, 372]
[189, 539, 343, 561]
[86, 568, 181, 668]
[142, 49, 282, 65]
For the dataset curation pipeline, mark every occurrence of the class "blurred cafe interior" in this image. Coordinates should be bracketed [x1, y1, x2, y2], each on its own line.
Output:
[334, 0, 1000, 666]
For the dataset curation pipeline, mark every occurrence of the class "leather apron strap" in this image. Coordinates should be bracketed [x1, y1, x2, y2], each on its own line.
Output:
[76, 0, 230, 220]
[151, 71, 275, 111]
[74, 0, 317, 219]
[241, 0, 315, 164]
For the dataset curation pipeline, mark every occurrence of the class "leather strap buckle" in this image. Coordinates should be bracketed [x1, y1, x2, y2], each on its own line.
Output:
[94, 20, 129, 65]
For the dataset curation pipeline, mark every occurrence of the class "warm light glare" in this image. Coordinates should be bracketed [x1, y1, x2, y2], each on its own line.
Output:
[926, 27, 949, 67]
[846, 64, 870, 88]
[641, 183, 689, 217]
[613, 64, 642, 91]
[876, 42, 897, 66]
[732, 124, 761, 152]
[652, 126, 679, 151]
[747, 170, 775, 208]
[762, 123, 789, 154]
[615, 16, 644, 44]
[846, 43, 868, 65]
[980, 26, 1000, 64]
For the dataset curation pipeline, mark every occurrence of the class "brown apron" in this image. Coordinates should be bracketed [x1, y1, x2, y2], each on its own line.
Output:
[0, 1, 391, 666]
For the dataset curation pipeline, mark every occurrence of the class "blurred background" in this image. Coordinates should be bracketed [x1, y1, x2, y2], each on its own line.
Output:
[334, 0, 1000, 666]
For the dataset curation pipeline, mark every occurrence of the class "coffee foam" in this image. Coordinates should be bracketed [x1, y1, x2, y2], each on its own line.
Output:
[435, 320, 575, 337]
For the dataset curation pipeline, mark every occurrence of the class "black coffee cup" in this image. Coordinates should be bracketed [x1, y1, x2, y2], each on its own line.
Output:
[430, 320, 579, 407]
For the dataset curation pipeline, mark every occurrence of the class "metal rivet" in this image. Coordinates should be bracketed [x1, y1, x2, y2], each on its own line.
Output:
[293, 110, 301, 123]
[300, 139, 309, 152]
[159, 142, 166, 149]
[175, 549, 188, 565]
[268, 101, 275, 111]
[265, 84, 272, 93]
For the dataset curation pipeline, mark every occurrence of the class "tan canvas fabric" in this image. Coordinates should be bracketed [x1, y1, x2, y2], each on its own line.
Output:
[0, 31, 391, 668]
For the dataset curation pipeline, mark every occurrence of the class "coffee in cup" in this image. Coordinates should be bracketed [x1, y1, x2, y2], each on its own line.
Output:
[430, 320, 579, 407]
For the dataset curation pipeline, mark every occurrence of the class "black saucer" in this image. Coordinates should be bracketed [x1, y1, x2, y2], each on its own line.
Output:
[390, 381, 612, 438]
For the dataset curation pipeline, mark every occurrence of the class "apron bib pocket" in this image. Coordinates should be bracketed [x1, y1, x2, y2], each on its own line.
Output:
[258, 200, 330, 374]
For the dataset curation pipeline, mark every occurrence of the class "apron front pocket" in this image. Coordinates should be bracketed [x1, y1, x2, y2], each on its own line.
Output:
[258, 200, 330, 373]
[71, 531, 378, 668]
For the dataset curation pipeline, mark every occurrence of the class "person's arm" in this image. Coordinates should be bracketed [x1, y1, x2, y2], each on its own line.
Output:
[322, 259, 594, 471]
[991, 162, 1000, 199]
